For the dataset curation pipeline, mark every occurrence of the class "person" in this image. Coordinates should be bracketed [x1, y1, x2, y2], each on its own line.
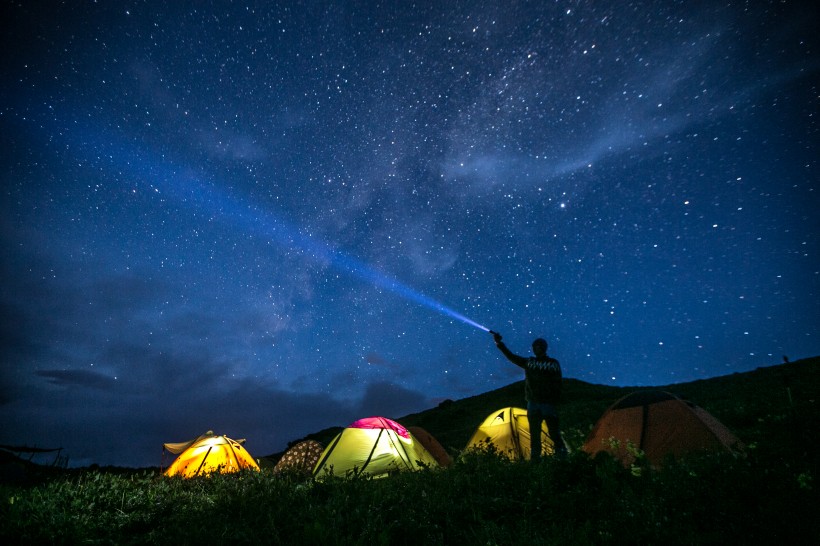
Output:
[490, 330, 567, 461]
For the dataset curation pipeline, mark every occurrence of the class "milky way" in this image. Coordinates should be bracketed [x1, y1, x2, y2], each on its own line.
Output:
[1, 1, 817, 467]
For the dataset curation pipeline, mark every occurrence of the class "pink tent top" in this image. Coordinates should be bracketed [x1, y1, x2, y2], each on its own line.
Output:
[348, 416, 410, 439]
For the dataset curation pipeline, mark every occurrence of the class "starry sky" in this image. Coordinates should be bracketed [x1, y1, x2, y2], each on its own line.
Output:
[1, 1, 818, 468]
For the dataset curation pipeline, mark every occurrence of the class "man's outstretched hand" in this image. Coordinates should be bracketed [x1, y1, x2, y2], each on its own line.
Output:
[490, 330, 503, 344]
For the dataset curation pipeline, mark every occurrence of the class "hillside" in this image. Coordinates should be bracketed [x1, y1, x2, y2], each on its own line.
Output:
[265, 356, 820, 464]
[4, 356, 818, 544]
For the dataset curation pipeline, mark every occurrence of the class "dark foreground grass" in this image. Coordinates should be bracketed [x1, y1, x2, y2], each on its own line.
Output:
[2, 446, 818, 545]
[4, 358, 818, 544]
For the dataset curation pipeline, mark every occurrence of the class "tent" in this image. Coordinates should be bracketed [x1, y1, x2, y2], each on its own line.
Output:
[408, 426, 452, 468]
[313, 416, 440, 479]
[272, 440, 324, 476]
[582, 390, 745, 467]
[163, 431, 260, 477]
[465, 407, 565, 460]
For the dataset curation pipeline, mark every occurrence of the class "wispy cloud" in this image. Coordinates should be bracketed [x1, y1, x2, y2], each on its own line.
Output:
[35, 369, 119, 390]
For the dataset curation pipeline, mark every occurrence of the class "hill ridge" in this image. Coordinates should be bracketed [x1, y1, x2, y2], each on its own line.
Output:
[263, 356, 819, 463]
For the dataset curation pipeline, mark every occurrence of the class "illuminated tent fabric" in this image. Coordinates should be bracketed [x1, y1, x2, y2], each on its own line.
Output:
[163, 432, 260, 477]
[313, 416, 439, 479]
[408, 426, 452, 468]
[582, 390, 745, 467]
[465, 407, 565, 460]
[272, 440, 324, 476]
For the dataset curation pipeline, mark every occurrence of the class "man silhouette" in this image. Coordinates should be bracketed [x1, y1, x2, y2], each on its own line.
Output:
[491, 331, 567, 461]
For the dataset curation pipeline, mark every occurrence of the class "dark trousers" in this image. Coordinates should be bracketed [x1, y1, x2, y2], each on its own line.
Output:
[527, 402, 566, 461]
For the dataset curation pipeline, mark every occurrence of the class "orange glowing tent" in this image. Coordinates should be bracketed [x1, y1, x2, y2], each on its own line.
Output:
[163, 431, 260, 477]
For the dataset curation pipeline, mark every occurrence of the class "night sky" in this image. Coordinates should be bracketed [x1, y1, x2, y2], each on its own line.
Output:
[2, 1, 817, 468]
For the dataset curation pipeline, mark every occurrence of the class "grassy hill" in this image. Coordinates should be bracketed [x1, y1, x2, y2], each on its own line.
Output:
[3, 356, 818, 544]
[266, 355, 820, 464]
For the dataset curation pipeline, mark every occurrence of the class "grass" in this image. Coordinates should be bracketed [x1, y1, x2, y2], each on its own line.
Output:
[2, 357, 818, 544]
[2, 449, 818, 544]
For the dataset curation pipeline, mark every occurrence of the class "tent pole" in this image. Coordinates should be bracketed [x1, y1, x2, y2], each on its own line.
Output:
[360, 429, 383, 473]
[194, 446, 213, 476]
[225, 438, 243, 470]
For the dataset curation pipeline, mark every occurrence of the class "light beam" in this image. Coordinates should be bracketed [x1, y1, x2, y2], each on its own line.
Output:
[55, 120, 489, 332]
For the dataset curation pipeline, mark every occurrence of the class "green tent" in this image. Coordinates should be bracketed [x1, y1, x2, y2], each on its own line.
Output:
[313, 416, 439, 479]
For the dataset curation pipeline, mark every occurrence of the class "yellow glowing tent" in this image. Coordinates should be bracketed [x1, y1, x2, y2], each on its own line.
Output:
[465, 407, 565, 460]
[163, 431, 260, 477]
[313, 417, 439, 479]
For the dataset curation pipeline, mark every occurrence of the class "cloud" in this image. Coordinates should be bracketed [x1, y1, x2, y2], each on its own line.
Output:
[205, 132, 268, 162]
[404, 221, 460, 276]
[34, 369, 119, 390]
[0, 379, 356, 467]
[355, 381, 432, 419]
[365, 352, 398, 369]
[0, 371, 438, 468]
[438, 15, 815, 198]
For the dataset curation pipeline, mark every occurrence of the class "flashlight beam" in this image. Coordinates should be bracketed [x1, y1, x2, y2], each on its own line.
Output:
[51, 118, 488, 332]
